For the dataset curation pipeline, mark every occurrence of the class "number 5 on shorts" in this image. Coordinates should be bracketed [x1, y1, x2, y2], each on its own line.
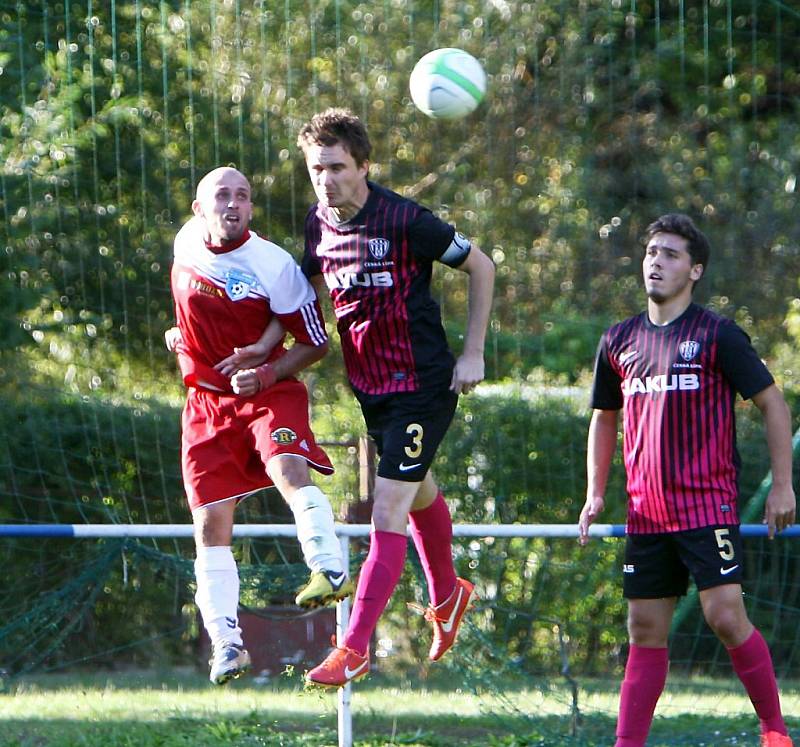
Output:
[714, 528, 735, 561]
[404, 423, 424, 459]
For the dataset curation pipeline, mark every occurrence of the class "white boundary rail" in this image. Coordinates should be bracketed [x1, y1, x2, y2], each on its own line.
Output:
[2, 522, 798, 747]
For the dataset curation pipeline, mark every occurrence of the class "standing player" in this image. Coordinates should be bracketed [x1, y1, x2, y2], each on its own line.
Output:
[167, 166, 352, 685]
[578, 213, 795, 747]
[295, 108, 496, 687]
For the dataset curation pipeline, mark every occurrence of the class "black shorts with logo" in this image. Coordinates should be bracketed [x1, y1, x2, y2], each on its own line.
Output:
[622, 525, 744, 599]
[353, 386, 459, 482]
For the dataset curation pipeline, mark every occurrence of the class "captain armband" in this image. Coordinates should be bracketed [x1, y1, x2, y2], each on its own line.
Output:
[438, 232, 472, 267]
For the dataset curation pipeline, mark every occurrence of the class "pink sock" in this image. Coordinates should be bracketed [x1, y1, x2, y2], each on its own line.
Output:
[409, 492, 457, 606]
[728, 628, 787, 735]
[344, 530, 407, 656]
[615, 645, 669, 747]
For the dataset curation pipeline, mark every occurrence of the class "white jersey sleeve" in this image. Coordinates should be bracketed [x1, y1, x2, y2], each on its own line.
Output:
[267, 255, 319, 314]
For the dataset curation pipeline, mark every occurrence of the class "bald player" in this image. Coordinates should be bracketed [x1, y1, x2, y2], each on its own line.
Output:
[167, 167, 352, 685]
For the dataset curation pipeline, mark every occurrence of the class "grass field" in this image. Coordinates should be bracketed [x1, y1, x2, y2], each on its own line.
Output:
[1, 669, 798, 746]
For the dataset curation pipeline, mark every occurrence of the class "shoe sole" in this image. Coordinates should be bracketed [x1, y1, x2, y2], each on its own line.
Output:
[304, 670, 368, 689]
[295, 585, 354, 610]
[211, 662, 252, 686]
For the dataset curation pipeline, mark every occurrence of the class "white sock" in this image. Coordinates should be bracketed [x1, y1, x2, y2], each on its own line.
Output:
[194, 546, 243, 648]
[289, 486, 344, 575]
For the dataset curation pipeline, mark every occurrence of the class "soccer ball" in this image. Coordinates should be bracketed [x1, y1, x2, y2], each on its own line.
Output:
[409, 48, 486, 120]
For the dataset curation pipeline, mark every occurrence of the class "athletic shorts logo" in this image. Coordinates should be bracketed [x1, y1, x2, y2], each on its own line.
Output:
[398, 462, 421, 472]
[720, 564, 740, 576]
[679, 340, 700, 361]
[368, 238, 391, 259]
[225, 270, 257, 301]
[271, 427, 297, 445]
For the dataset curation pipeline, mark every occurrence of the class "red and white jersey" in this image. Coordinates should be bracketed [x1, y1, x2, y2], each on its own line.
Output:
[171, 216, 327, 392]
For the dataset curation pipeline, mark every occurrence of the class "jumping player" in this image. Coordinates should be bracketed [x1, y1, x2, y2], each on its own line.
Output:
[295, 108, 496, 687]
[578, 213, 795, 747]
[167, 166, 352, 685]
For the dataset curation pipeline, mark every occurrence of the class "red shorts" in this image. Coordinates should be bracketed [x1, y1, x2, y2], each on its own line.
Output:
[181, 379, 334, 511]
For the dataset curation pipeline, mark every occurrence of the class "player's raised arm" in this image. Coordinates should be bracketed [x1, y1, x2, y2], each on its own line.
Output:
[450, 245, 495, 395]
[752, 384, 796, 538]
[579, 408, 618, 545]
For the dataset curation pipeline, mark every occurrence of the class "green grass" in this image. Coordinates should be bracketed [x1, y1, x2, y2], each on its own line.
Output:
[1, 670, 798, 746]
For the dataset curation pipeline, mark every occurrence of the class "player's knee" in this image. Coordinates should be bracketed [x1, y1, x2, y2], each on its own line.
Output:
[268, 455, 312, 492]
[371, 497, 409, 534]
[193, 518, 231, 548]
[627, 615, 668, 647]
[704, 605, 750, 646]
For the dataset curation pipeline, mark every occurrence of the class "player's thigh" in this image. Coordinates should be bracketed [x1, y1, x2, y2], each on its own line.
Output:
[623, 533, 688, 600]
[369, 388, 458, 483]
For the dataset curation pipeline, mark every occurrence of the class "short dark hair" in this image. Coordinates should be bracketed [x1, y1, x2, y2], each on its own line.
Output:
[297, 108, 372, 166]
[643, 213, 711, 274]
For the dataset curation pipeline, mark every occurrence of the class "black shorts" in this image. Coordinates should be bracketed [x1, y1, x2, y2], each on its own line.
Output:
[354, 386, 458, 482]
[622, 525, 744, 599]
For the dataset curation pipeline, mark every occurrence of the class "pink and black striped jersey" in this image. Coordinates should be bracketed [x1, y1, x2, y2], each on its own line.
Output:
[171, 216, 327, 393]
[591, 303, 774, 534]
[302, 182, 469, 395]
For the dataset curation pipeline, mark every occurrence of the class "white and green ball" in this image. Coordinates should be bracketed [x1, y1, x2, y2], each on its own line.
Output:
[409, 48, 486, 120]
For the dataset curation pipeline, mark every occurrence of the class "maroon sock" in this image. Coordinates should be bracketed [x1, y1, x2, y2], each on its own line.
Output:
[409, 492, 457, 606]
[344, 530, 407, 656]
[615, 645, 669, 747]
[728, 628, 787, 735]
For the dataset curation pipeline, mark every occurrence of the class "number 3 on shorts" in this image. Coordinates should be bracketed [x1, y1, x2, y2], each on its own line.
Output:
[404, 423, 424, 459]
[714, 528, 735, 561]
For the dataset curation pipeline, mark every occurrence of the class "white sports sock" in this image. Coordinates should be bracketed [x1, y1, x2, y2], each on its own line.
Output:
[194, 546, 243, 648]
[289, 486, 344, 575]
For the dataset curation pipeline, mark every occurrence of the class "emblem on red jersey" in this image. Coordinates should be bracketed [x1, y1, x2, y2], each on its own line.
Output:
[368, 238, 391, 259]
[271, 427, 297, 445]
[679, 340, 700, 361]
[224, 269, 257, 301]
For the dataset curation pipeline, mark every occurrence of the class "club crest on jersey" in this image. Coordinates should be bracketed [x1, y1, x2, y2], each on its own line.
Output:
[271, 427, 297, 445]
[224, 270, 257, 301]
[679, 340, 700, 361]
[368, 238, 391, 259]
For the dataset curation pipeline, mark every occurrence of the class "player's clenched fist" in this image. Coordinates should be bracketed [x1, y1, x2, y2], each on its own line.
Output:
[231, 364, 277, 396]
[164, 326, 182, 352]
